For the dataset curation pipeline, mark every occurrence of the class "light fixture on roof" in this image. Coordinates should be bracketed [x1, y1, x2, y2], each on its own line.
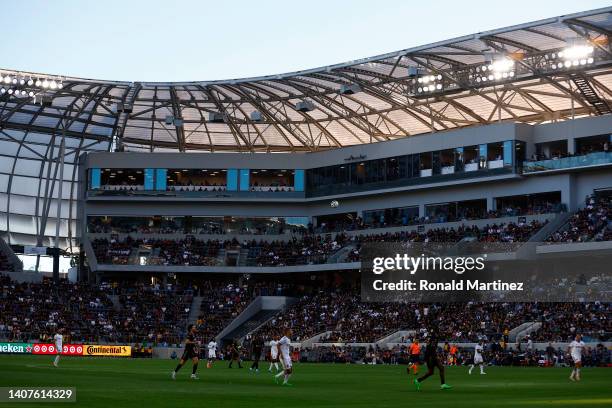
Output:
[250, 111, 263, 121]
[0, 74, 63, 100]
[473, 55, 515, 84]
[548, 41, 595, 70]
[339, 84, 361, 95]
[411, 73, 443, 95]
[295, 100, 315, 112]
[208, 112, 224, 123]
[407, 66, 422, 78]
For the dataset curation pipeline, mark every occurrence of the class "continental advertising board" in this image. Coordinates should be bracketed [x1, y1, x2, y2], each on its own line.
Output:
[83, 345, 131, 357]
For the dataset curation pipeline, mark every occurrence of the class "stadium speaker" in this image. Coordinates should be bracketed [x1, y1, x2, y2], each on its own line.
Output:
[165, 115, 174, 125]
[122, 103, 133, 113]
[407, 66, 420, 78]
[40, 95, 53, 107]
[209, 112, 224, 123]
[295, 100, 315, 112]
[339, 84, 361, 95]
[250, 111, 263, 121]
[173, 118, 184, 127]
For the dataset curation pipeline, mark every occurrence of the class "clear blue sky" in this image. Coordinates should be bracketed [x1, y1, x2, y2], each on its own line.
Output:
[2, 0, 610, 82]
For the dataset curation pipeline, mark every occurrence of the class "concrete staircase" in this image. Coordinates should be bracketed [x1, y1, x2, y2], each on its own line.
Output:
[216, 296, 296, 344]
[187, 296, 203, 327]
[238, 248, 250, 266]
[221, 309, 279, 342]
[0, 237, 22, 272]
[109, 295, 122, 312]
[326, 244, 356, 264]
[376, 329, 416, 346]
[509, 321, 542, 342]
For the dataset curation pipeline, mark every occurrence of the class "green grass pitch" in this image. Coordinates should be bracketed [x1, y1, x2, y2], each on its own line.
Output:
[0, 355, 610, 408]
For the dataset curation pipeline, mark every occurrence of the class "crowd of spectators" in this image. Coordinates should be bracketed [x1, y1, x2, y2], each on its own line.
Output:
[297, 340, 610, 366]
[547, 195, 612, 243]
[113, 281, 194, 345]
[246, 234, 349, 266]
[91, 218, 546, 267]
[253, 287, 610, 345]
[1, 273, 609, 353]
[0, 275, 117, 343]
[527, 302, 610, 342]
[0, 275, 198, 345]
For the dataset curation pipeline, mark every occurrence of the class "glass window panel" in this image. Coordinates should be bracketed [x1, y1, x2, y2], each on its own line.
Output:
[13, 159, 42, 177]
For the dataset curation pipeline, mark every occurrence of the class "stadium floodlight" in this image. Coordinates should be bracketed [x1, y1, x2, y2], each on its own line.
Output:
[548, 43, 595, 70]
[412, 73, 443, 95]
[0, 73, 64, 101]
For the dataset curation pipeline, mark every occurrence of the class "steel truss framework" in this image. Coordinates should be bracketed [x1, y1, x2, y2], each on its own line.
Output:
[0, 7, 611, 252]
[1, 7, 612, 153]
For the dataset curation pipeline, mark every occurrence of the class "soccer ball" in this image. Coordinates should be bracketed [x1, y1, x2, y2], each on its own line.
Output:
[330, 200, 339, 208]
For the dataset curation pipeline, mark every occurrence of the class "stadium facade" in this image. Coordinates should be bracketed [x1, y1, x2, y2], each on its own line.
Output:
[0, 7, 611, 255]
[0, 7, 610, 353]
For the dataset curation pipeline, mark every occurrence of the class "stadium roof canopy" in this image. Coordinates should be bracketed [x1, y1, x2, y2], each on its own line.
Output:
[1, 6, 612, 155]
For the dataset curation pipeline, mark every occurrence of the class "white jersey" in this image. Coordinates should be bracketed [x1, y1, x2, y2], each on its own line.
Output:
[269, 340, 278, 358]
[207, 341, 217, 357]
[54, 334, 63, 353]
[278, 336, 292, 368]
[474, 344, 484, 364]
[569, 340, 585, 362]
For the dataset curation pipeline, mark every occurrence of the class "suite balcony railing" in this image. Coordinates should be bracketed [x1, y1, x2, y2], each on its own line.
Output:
[307, 166, 514, 197]
[523, 151, 612, 173]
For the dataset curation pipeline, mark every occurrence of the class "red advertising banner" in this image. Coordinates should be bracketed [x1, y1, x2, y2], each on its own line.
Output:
[31, 344, 58, 355]
[61, 344, 84, 356]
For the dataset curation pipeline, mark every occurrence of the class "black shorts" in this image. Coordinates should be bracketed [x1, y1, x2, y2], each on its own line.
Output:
[409, 354, 421, 364]
[181, 349, 197, 360]
[425, 356, 441, 369]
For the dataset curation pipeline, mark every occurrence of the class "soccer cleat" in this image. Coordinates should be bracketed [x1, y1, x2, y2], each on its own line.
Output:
[190, 374, 199, 380]
[413, 379, 421, 391]
[480, 372, 486, 375]
[171, 371, 176, 380]
[274, 376, 280, 384]
[282, 382, 293, 386]
[440, 384, 452, 390]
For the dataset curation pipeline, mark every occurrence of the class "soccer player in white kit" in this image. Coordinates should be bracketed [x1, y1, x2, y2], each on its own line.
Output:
[274, 329, 293, 386]
[52, 329, 63, 367]
[207, 339, 217, 368]
[268, 338, 280, 372]
[468, 340, 486, 375]
[569, 334, 585, 381]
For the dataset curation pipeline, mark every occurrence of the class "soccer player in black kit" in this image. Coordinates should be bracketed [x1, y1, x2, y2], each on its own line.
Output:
[172, 324, 200, 380]
[250, 336, 264, 373]
[414, 333, 452, 390]
[228, 339, 243, 368]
